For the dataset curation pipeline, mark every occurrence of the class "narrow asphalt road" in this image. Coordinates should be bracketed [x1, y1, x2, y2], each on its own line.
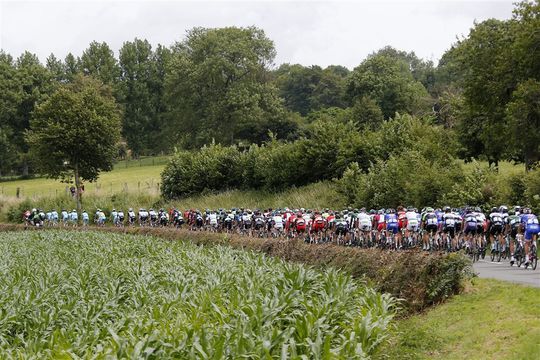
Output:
[473, 258, 540, 287]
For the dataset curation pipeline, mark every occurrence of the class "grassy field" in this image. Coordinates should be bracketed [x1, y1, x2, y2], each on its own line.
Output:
[0, 230, 395, 358]
[0, 160, 165, 199]
[378, 278, 540, 360]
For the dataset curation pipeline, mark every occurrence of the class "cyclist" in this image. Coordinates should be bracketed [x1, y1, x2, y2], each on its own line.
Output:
[422, 207, 438, 251]
[128, 208, 136, 226]
[506, 210, 521, 265]
[159, 208, 169, 227]
[51, 209, 59, 226]
[310, 211, 327, 242]
[442, 206, 456, 250]
[70, 209, 78, 226]
[520, 208, 539, 266]
[117, 209, 125, 226]
[385, 209, 399, 249]
[463, 208, 478, 251]
[488, 207, 504, 252]
[405, 207, 419, 246]
[138, 208, 149, 226]
[149, 208, 158, 226]
[111, 209, 118, 226]
[334, 214, 349, 244]
[61, 209, 69, 226]
[357, 208, 372, 235]
[95, 209, 106, 226]
[81, 210, 89, 226]
[272, 210, 284, 236]
[397, 206, 408, 245]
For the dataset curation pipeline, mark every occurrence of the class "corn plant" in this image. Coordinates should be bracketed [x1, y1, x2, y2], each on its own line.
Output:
[0, 231, 396, 359]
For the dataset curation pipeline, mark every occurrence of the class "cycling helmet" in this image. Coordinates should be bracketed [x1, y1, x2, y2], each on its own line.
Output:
[499, 205, 508, 213]
[491, 207, 498, 213]
[443, 206, 451, 212]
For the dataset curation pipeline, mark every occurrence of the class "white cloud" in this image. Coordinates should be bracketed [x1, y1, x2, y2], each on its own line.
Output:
[0, 0, 515, 68]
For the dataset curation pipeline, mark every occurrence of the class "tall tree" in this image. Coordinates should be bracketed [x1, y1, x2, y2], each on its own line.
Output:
[26, 75, 121, 216]
[118, 39, 171, 155]
[346, 51, 431, 119]
[46, 53, 65, 82]
[80, 41, 120, 86]
[165, 26, 285, 148]
[12, 52, 55, 175]
[274, 64, 347, 116]
[506, 79, 540, 170]
[63, 53, 80, 82]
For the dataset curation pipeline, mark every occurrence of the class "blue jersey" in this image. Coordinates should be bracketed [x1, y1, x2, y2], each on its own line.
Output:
[435, 211, 443, 224]
[385, 214, 398, 224]
[521, 214, 539, 228]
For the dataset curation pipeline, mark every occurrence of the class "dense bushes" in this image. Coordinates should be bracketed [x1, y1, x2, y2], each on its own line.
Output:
[161, 144, 245, 198]
[161, 112, 540, 211]
[0, 224, 473, 311]
[161, 117, 374, 198]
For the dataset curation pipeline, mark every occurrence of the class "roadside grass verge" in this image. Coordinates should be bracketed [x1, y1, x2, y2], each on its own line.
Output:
[377, 278, 540, 360]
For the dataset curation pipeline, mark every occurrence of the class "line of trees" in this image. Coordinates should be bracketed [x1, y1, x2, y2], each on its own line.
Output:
[0, 0, 538, 178]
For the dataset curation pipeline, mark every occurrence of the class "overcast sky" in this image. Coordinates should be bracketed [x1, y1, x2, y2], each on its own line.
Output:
[0, 0, 515, 68]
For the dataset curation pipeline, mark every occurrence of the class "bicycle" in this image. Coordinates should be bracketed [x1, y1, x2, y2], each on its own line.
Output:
[524, 240, 538, 270]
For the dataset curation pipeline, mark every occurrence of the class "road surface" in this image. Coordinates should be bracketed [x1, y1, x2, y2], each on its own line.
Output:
[473, 258, 540, 287]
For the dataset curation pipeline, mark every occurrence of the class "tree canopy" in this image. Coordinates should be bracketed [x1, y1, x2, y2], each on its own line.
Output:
[26, 75, 121, 213]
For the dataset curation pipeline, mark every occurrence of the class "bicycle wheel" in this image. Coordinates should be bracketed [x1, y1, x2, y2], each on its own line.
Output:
[490, 248, 496, 262]
[497, 245, 502, 262]
[517, 249, 524, 267]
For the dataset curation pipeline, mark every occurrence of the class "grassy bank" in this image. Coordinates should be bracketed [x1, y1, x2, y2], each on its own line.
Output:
[2, 181, 345, 222]
[378, 278, 540, 360]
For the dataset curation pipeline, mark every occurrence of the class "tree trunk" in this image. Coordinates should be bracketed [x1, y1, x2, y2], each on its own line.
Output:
[22, 161, 28, 176]
[74, 163, 82, 224]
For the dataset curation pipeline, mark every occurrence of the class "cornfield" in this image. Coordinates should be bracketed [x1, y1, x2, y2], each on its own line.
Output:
[0, 231, 396, 359]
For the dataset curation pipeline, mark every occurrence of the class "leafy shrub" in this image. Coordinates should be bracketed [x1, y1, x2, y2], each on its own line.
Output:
[161, 143, 244, 199]
[339, 150, 463, 208]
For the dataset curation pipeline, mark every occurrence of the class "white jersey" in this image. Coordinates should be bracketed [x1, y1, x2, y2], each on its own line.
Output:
[273, 215, 284, 228]
[406, 211, 419, 226]
[303, 214, 312, 224]
[208, 213, 218, 225]
[62, 211, 69, 221]
[357, 212, 371, 229]
[70, 211, 78, 221]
